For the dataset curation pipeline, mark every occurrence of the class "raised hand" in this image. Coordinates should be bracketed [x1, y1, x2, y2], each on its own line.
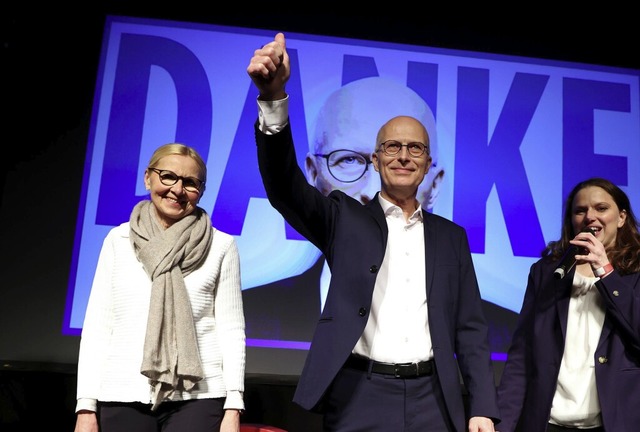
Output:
[247, 32, 290, 101]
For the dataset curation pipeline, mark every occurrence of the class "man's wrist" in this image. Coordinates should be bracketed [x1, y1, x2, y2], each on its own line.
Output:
[258, 90, 287, 101]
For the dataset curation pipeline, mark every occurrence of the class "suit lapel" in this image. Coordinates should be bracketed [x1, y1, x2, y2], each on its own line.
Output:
[554, 274, 573, 340]
[366, 193, 388, 244]
[423, 211, 435, 300]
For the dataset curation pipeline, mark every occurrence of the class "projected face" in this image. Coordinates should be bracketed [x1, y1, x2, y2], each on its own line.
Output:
[306, 136, 379, 204]
[144, 154, 204, 229]
[305, 77, 444, 208]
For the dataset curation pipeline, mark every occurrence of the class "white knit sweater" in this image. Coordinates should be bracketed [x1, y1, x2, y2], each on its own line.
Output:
[75, 222, 245, 412]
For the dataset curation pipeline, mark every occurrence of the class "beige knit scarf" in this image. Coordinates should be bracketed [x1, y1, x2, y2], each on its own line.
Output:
[129, 200, 213, 410]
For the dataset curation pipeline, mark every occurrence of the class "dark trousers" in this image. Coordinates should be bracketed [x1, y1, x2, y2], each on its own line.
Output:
[98, 398, 224, 432]
[322, 366, 454, 432]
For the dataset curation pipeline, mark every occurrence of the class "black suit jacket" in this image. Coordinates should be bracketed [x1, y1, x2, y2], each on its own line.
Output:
[497, 258, 640, 432]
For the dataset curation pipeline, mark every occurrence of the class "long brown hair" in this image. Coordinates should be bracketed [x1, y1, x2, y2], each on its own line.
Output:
[542, 177, 640, 275]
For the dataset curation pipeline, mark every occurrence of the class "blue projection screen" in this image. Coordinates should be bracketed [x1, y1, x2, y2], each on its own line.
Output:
[64, 15, 640, 363]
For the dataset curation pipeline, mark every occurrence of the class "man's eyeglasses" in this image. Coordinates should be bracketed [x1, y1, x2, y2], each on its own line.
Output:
[148, 168, 204, 193]
[314, 150, 372, 183]
[377, 140, 428, 157]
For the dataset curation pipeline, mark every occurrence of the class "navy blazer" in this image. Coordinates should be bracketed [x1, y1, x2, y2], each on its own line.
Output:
[256, 122, 500, 430]
[497, 258, 640, 432]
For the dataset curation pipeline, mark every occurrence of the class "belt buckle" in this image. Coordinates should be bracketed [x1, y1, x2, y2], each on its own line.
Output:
[393, 362, 417, 378]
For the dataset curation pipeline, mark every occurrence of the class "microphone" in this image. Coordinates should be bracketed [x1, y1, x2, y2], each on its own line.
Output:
[553, 227, 596, 279]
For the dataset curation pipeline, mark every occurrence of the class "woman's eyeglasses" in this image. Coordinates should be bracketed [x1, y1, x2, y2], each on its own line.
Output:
[148, 168, 204, 193]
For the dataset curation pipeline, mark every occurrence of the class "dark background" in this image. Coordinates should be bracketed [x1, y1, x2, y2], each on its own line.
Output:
[1, 6, 637, 430]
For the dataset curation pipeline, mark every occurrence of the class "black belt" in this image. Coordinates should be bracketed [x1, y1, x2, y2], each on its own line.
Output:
[345, 354, 434, 378]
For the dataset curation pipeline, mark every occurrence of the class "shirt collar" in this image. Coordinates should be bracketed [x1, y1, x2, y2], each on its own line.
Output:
[377, 194, 423, 221]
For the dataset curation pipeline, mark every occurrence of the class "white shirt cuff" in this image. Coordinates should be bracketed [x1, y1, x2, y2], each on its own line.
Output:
[75, 397, 97, 413]
[257, 96, 289, 135]
[223, 390, 245, 411]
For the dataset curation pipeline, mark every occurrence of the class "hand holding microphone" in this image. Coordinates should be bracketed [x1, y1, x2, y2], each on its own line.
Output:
[553, 227, 597, 279]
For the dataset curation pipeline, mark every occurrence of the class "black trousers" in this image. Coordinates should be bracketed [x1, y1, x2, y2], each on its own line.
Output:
[98, 398, 224, 432]
[322, 366, 455, 432]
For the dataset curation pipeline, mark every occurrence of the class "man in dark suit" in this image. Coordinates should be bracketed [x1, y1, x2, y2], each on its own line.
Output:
[242, 63, 517, 356]
[247, 33, 500, 431]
